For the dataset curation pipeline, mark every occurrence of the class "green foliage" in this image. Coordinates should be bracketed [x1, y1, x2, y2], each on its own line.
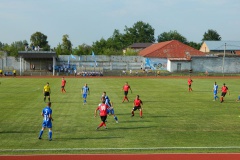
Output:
[54, 44, 63, 56]
[0, 42, 4, 49]
[61, 34, 72, 55]
[187, 41, 202, 50]
[124, 48, 138, 56]
[73, 43, 92, 55]
[92, 38, 108, 54]
[30, 32, 50, 51]
[1, 40, 27, 56]
[123, 21, 156, 45]
[202, 29, 221, 41]
[55, 35, 73, 55]
[92, 21, 156, 55]
[102, 48, 121, 55]
[157, 30, 188, 44]
[1, 23, 222, 56]
[1, 77, 240, 154]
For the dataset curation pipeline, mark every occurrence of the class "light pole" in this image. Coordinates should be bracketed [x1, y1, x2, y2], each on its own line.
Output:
[222, 43, 226, 76]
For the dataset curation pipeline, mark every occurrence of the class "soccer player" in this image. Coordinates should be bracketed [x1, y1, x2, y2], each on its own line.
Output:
[82, 83, 90, 105]
[188, 77, 193, 92]
[122, 82, 132, 102]
[13, 69, 16, 77]
[220, 83, 230, 103]
[131, 95, 143, 118]
[102, 91, 118, 123]
[213, 82, 219, 101]
[43, 82, 51, 102]
[38, 102, 53, 141]
[61, 77, 67, 93]
[95, 98, 108, 130]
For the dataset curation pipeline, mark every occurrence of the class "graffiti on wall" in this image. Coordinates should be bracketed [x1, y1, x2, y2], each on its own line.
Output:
[145, 58, 167, 70]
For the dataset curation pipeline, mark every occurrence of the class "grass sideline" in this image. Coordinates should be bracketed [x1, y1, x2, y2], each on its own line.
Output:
[0, 76, 240, 155]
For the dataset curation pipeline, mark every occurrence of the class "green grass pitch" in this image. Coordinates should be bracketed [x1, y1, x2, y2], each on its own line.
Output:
[0, 76, 240, 154]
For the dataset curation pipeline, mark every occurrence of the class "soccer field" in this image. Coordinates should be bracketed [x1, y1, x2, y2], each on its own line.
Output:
[0, 76, 240, 155]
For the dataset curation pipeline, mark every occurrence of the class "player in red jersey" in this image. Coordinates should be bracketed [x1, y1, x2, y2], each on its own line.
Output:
[122, 82, 132, 102]
[220, 83, 230, 103]
[95, 98, 109, 130]
[131, 95, 143, 118]
[61, 77, 67, 93]
[188, 78, 193, 92]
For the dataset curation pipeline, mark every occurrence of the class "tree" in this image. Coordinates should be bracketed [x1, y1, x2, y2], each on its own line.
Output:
[1, 40, 27, 57]
[92, 38, 108, 55]
[108, 29, 124, 50]
[30, 32, 50, 51]
[124, 48, 138, 56]
[0, 42, 4, 50]
[61, 34, 72, 54]
[202, 29, 221, 41]
[123, 21, 155, 46]
[92, 21, 156, 55]
[54, 43, 63, 56]
[73, 43, 92, 55]
[157, 30, 187, 44]
[187, 41, 201, 50]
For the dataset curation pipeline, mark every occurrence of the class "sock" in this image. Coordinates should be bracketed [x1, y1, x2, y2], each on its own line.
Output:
[39, 130, 43, 138]
[103, 122, 106, 127]
[48, 131, 52, 140]
[114, 116, 118, 121]
[84, 99, 86, 103]
[99, 122, 104, 127]
[131, 111, 134, 116]
[220, 97, 223, 102]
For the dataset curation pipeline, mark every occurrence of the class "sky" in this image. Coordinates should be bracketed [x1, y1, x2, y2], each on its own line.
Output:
[1, 0, 240, 48]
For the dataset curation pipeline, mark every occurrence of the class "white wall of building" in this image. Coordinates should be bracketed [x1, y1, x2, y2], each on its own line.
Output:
[167, 60, 191, 72]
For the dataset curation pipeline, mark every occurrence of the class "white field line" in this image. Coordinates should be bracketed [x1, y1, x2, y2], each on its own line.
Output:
[1, 147, 240, 152]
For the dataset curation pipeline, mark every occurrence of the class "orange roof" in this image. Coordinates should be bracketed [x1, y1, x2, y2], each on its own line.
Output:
[235, 51, 240, 55]
[139, 40, 205, 58]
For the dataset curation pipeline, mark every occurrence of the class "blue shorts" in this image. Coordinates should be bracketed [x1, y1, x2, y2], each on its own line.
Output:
[107, 109, 115, 115]
[82, 94, 87, 99]
[214, 90, 218, 95]
[42, 120, 52, 128]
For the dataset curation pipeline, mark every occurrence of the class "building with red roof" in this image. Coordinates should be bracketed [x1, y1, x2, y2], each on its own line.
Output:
[138, 40, 206, 72]
[139, 40, 205, 58]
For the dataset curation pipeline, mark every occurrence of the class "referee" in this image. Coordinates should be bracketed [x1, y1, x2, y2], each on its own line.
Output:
[43, 82, 51, 102]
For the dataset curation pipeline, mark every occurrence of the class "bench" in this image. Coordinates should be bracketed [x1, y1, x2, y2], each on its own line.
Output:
[4, 72, 13, 76]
